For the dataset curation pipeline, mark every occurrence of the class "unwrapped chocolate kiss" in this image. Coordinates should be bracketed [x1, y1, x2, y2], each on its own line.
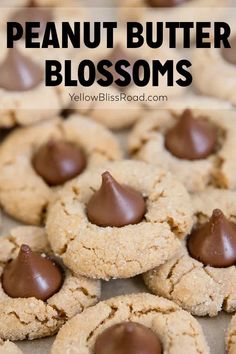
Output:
[2, 244, 63, 300]
[33, 140, 86, 186]
[165, 109, 217, 160]
[188, 209, 236, 268]
[87, 171, 146, 227]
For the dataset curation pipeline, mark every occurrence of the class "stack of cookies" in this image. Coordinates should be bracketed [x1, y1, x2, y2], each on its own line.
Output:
[0, 1, 235, 354]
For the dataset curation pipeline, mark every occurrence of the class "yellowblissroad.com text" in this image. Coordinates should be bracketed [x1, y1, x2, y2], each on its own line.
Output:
[69, 92, 168, 103]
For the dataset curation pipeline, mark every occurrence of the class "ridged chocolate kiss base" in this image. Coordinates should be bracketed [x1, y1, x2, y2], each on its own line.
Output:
[0, 48, 42, 92]
[221, 35, 236, 65]
[32, 140, 86, 186]
[165, 109, 217, 160]
[94, 322, 162, 354]
[2, 245, 63, 300]
[87, 172, 146, 227]
[188, 209, 236, 268]
[145, 0, 188, 7]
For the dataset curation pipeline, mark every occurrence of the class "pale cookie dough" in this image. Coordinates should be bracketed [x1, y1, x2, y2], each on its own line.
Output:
[0, 226, 101, 341]
[226, 313, 236, 354]
[129, 101, 236, 192]
[192, 31, 236, 106]
[0, 115, 122, 225]
[0, 340, 22, 354]
[72, 31, 185, 129]
[144, 188, 236, 317]
[51, 293, 209, 354]
[46, 160, 193, 280]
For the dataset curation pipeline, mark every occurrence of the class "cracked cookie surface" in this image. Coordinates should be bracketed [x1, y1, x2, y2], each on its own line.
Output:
[46, 160, 193, 280]
[0, 115, 121, 225]
[129, 102, 236, 192]
[51, 293, 209, 354]
[0, 226, 101, 341]
[144, 188, 236, 317]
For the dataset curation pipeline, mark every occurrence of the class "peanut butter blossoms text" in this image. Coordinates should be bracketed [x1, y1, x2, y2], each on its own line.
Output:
[5, 20, 231, 89]
[8, 21, 230, 49]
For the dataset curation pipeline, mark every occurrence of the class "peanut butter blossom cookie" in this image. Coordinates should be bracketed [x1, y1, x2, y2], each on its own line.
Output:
[192, 31, 236, 106]
[144, 188, 236, 317]
[129, 103, 236, 192]
[0, 115, 121, 225]
[46, 160, 193, 280]
[51, 293, 209, 354]
[0, 226, 101, 341]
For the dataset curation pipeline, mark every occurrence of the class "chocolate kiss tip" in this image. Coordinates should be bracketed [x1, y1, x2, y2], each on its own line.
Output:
[102, 171, 114, 183]
[212, 209, 224, 219]
[188, 209, 236, 268]
[47, 140, 56, 148]
[87, 171, 146, 227]
[17, 244, 31, 262]
[20, 244, 31, 253]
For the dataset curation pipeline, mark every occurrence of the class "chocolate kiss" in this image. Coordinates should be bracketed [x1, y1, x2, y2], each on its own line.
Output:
[87, 171, 146, 227]
[0, 48, 42, 91]
[221, 35, 236, 65]
[165, 109, 217, 160]
[94, 322, 162, 354]
[2, 244, 63, 300]
[32, 140, 86, 186]
[188, 209, 236, 268]
[145, 0, 188, 7]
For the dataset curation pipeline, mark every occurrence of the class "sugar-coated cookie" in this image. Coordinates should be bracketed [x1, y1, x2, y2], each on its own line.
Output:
[51, 293, 209, 354]
[46, 160, 193, 280]
[129, 100, 236, 192]
[144, 188, 236, 317]
[0, 226, 101, 341]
